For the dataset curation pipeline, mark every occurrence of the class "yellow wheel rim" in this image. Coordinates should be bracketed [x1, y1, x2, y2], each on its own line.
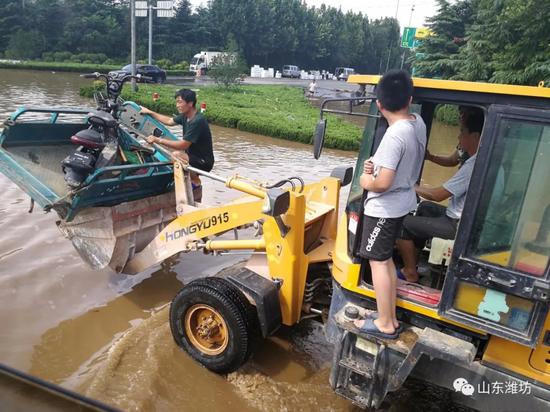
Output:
[184, 304, 229, 356]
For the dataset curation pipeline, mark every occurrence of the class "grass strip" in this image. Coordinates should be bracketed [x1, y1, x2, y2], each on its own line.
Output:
[81, 83, 362, 151]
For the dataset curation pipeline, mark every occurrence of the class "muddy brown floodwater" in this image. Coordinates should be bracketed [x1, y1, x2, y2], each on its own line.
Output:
[0, 69, 471, 411]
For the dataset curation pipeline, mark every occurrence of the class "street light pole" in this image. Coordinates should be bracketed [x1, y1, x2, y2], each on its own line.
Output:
[135, 1, 174, 65]
[131, 0, 137, 92]
[148, 2, 153, 64]
[400, 4, 415, 69]
[384, 0, 400, 73]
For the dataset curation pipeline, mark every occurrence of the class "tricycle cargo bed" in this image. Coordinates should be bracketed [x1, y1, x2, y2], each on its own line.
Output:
[58, 191, 177, 271]
[0, 106, 175, 221]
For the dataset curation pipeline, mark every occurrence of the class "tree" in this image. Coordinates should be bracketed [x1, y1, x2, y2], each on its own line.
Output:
[59, 0, 127, 55]
[0, 1, 24, 53]
[412, 0, 475, 79]
[414, 0, 550, 85]
[456, 0, 550, 85]
[208, 53, 247, 88]
[369, 18, 401, 74]
[5, 29, 45, 59]
[12, 0, 540, 81]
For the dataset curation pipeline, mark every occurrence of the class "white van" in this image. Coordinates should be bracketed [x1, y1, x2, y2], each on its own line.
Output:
[282, 65, 300, 78]
[335, 67, 355, 81]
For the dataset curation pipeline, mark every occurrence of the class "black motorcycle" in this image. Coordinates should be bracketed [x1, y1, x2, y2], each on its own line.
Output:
[62, 72, 146, 188]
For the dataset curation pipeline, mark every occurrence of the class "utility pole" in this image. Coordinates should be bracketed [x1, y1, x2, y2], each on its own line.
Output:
[384, 0, 400, 73]
[131, 0, 137, 92]
[148, 2, 153, 64]
[400, 4, 415, 69]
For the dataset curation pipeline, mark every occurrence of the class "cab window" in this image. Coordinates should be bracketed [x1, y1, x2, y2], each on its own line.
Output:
[469, 119, 550, 277]
[441, 106, 550, 344]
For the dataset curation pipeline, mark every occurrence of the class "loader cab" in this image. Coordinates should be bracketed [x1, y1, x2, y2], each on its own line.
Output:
[319, 76, 550, 409]
[325, 75, 550, 346]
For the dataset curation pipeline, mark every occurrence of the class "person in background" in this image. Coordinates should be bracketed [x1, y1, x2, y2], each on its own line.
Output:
[140, 89, 214, 202]
[308, 79, 317, 97]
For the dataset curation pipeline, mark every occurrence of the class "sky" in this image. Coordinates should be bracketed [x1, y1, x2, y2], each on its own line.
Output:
[187, 0, 439, 30]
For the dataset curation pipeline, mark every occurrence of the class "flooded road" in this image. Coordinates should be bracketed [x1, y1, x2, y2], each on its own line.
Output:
[0, 69, 466, 411]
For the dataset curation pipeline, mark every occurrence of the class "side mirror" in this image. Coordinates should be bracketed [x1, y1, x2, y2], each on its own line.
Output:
[262, 188, 290, 217]
[313, 119, 327, 159]
[330, 166, 354, 187]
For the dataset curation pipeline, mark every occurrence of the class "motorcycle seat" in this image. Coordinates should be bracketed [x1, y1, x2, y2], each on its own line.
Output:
[88, 110, 117, 128]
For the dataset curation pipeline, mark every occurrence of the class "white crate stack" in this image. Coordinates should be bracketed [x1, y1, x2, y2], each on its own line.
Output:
[250, 65, 262, 78]
[250, 65, 275, 78]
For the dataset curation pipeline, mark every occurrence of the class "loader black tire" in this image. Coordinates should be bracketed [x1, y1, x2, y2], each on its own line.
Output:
[169, 277, 259, 374]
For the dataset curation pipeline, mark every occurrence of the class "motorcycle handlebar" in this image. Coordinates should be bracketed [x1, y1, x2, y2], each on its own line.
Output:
[80, 72, 102, 79]
[81, 72, 142, 82]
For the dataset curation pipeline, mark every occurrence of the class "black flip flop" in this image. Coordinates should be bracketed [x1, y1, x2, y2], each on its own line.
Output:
[366, 311, 403, 334]
[355, 318, 399, 340]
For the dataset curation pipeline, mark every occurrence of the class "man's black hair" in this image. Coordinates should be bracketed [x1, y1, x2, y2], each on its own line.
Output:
[376, 69, 414, 112]
[462, 106, 484, 134]
[174, 89, 197, 107]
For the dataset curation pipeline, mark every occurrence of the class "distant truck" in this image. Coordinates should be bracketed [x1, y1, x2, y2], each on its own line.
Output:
[190, 51, 236, 74]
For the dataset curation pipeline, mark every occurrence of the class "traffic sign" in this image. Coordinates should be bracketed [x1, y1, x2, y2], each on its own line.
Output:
[402, 27, 416, 49]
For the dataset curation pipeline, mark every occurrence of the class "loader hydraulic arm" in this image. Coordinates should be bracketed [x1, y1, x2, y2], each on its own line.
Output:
[123, 159, 291, 274]
[124, 156, 351, 327]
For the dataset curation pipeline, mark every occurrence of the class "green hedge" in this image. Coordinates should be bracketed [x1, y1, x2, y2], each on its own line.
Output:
[0, 61, 119, 73]
[0, 61, 193, 76]
[80, 83, 362, 151]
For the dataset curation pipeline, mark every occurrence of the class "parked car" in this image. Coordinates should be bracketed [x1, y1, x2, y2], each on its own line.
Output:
[335, 67, 355, 81]
[282, 65, 300, 78]
[108, 64, 167, 83]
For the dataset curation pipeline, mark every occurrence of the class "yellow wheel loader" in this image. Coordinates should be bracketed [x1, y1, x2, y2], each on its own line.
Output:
[79, 76, 550, 410]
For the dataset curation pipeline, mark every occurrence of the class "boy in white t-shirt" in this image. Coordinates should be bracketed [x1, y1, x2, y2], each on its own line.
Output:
[354, 70, 426, 339]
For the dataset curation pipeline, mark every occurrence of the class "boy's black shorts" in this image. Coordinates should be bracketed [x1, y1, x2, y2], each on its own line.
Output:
[358, 215, 405, 261]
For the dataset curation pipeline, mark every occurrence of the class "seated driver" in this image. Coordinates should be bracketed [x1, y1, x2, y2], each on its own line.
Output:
[395, 106, 484, 283]
[425, 106, 470, 168]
